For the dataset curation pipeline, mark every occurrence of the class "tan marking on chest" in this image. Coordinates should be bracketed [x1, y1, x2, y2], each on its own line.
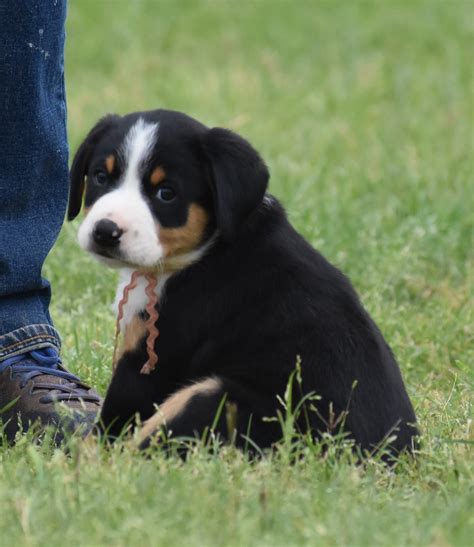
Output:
[158, 203, 209, 258]
[116, 314, 147, 362]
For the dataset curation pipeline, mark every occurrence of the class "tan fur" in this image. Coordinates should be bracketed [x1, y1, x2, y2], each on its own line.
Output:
[150, 166, 166, 185]
[116, 314, 147, 362]
[137, 377, 221, 443]
[159, 203, 208, 258]
[105, 154, 115, 174]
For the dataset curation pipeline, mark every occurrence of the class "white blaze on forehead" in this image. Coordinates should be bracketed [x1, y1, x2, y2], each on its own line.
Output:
[121, 118, 159, 189]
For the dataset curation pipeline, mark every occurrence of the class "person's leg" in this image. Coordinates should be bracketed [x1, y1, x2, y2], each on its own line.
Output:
[0, 1, 100, 442]
[0, 0, 66, 356]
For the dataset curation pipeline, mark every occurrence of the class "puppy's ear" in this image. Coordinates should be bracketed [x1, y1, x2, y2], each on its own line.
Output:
[67, 114, 120, 221]
[201, 128, 269, 240]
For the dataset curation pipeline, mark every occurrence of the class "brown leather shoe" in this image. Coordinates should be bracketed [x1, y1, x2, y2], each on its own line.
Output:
[0, 347, 101, 444]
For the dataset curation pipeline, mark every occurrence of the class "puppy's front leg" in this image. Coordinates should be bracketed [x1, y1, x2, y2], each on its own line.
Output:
[99, 354, 156, 439]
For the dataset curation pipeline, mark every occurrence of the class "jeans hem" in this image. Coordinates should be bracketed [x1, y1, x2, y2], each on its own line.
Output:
[0, 324, 61, 361]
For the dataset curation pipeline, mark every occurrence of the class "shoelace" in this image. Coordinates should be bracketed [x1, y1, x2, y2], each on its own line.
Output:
[0, 348, 101, 404]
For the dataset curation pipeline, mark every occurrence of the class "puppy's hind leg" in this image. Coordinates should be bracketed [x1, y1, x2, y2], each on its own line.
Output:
[137, 377, 281, 453]
[137, 377, 227, 451]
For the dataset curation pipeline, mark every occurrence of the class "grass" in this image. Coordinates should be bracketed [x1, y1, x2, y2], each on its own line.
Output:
[1, 0, 473, 545]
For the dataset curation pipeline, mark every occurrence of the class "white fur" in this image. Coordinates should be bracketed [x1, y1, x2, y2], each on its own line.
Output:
[78, 118, 163, 268]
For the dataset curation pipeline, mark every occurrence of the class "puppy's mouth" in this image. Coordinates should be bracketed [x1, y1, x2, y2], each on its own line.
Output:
[88, 244, 133, 269]
[88, 243, 164, 272]
[92, 246, 116, 259]
[87, 245, 126, 268]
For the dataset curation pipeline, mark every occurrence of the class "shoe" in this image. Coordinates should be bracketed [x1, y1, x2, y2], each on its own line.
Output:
[0, 347, 102, 444]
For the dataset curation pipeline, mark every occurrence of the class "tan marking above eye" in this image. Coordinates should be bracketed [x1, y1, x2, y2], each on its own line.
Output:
[137, 377, 222, 444]
[150, 166, 166, 186]
[158, 203, 209, 258]
[105, 154, 115, 174]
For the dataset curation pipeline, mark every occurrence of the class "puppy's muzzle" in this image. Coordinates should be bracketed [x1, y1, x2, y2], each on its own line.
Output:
[92, 219, 124, 249]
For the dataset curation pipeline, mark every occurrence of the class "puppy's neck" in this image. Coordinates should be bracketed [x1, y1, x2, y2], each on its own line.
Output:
[112, 232, 218, 330]
[113, 269, 170, 331]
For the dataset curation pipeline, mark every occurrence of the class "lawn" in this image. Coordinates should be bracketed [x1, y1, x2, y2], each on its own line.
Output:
[1, 1, 472, 545]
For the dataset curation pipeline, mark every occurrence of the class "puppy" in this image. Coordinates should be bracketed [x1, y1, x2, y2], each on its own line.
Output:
[68, 109, 418, 456]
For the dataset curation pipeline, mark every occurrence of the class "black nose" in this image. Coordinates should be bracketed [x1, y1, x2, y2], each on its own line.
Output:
[92, 219, 123, 248]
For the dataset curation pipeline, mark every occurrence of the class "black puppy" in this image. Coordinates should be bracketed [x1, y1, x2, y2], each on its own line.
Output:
[68, 109, 418, 455]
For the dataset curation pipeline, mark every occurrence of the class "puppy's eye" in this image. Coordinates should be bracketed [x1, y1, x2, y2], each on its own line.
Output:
[156, 187, 176, 203]
[94, 170, 108, 185]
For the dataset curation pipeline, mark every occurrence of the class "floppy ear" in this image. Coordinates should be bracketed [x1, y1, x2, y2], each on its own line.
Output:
[67, 114, 120, 221]
[201, 128, 269, 240]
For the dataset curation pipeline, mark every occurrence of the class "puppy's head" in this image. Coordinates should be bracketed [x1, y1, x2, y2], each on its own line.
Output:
[68, 109, 269, 272]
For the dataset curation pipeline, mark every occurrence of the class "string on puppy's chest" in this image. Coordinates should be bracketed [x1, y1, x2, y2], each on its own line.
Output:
[113, 271, 160, 375]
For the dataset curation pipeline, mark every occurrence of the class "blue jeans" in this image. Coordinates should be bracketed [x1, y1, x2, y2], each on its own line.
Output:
[0, 1, 67, 361]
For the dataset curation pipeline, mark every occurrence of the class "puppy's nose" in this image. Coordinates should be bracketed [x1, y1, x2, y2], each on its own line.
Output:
[92, 219, 123, 247]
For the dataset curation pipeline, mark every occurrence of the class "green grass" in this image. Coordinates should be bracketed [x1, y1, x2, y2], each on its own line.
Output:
[1, 1, 473, 545]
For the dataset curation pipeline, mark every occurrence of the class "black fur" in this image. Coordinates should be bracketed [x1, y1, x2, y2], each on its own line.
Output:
[68, 114, 121, 221]
[201, 127, 269, 240]
[71, 109, 419, 457]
